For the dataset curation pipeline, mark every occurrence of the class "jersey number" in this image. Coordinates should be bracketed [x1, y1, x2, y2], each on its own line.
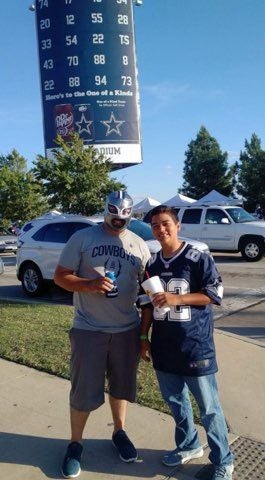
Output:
[155, 278, 191, 322]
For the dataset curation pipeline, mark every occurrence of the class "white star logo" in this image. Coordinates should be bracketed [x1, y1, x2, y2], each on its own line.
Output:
[75, 113, 93, 135]
[100, 111, 125, 136]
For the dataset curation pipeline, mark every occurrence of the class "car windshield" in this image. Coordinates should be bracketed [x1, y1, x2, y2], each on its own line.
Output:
[128, 220, 154, 240]
[225, 207, 256, 223]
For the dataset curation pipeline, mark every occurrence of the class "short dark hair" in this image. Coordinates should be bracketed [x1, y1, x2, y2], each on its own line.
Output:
[150, 205, 179, 224]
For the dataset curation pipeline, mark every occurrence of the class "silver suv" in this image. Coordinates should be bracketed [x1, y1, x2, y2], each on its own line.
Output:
[17, 214, 209, 297]
[0, 227, 18, 253]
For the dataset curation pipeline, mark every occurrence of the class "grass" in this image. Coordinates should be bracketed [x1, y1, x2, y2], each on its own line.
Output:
[0, 300, 200, 422]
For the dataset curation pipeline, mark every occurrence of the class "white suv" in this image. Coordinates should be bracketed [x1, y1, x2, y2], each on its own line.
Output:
[17, 215, 95, 296]
[17, 214, 209, 297]
[173, 205, 265, 261]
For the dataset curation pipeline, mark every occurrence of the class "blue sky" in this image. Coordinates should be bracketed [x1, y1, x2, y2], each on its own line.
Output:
[1, 0, 265, 203]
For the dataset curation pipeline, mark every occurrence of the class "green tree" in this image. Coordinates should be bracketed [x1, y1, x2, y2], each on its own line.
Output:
[237, 133, 265, 211]
[179, 126, 234, 199]
[33, 133, 125, 215]
[0, 150, 48, 224]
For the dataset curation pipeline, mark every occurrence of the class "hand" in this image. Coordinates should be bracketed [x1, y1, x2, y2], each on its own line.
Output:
[87, 276, 114, 294]
[140, 339, 151, 362]
[152, 292, 179, 308]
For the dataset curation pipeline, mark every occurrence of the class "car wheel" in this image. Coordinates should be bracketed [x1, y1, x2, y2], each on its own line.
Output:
[240, 238, 264, 262]
[21, 262, 45, 297]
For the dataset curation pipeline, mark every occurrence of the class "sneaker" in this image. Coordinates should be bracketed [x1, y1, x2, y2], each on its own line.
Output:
[162, 446, 204, 467]
[212, 464, 234, 480]
[112, 430, 138, 462]
[62, 441, 83, 478]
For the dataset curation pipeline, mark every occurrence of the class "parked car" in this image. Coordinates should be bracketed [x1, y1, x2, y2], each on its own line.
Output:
[0, 257, 4, 275]
[17, 214, 209, 297]
[17, 215, 95, 296]
[145, 205, 265, 262]
[0, 227, 18, 254]
[87, 216, 210, 255]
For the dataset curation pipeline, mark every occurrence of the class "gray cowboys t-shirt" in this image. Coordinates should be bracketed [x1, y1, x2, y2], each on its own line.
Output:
[58, 224, 150, 333]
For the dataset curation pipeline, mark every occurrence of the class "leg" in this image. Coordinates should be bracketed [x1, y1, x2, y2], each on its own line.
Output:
[107, 328, 140, 407]
[110, 396, 137, 462]
[156, 370, 200, 451]
[62, 406, 89, 478]
[70, 407, 90, 443]
[186, 374, 234, 467]
[109, 395, 127, 433]
[107, 329, 139, 462]
[69, 328, 108, 415]
[61, 330, 108, 477]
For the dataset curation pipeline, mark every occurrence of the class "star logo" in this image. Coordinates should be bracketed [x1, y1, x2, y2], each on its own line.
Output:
[75, 113, 93, 136]
[100, 111, 125, 136]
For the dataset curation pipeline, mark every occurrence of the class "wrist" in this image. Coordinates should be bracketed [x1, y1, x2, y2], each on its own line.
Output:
[177, 294, 185, 305]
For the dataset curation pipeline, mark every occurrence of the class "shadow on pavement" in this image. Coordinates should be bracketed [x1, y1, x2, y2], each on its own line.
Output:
[0, 254, 17, 267]
[0, 284, 72, 305]
[0, 432, 177, 479]
[212, 254, 243, 264]
[214, 301, 265, 344]
[216, 326, 265, 343]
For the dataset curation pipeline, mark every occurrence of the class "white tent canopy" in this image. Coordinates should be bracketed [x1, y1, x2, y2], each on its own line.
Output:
[163, 193, 196, 207]
[193, 190, 242, 206]
[133, 196, 161, 214]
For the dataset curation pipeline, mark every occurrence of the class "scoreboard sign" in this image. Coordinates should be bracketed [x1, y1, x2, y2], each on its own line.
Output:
[35, 0, 142, 168]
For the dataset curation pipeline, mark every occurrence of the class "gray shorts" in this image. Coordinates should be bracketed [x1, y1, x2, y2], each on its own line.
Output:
[69, 326, 140, 412]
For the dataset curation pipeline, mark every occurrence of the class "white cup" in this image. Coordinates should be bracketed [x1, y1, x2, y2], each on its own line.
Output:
[141, 276, 170, 315]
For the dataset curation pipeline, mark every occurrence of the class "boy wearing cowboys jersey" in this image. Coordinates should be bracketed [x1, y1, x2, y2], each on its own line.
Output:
[140, 205, 234, 480]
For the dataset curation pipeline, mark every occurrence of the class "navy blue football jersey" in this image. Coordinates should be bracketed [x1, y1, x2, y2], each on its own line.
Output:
[143, 243, 223, 376]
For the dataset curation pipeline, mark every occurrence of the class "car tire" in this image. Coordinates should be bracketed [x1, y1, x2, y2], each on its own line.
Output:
[240, 238, 264, 262]
[21, 262, 45, 297]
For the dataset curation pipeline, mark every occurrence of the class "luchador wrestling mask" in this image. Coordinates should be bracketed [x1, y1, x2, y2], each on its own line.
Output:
[104, 190, 133, 231]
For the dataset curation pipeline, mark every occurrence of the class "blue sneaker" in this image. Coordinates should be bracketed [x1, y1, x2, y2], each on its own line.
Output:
[212, 464, 234, 480]
[162, 446, 204, 466]
[112, 430, 138, 462]
[62, 442, 83, 478]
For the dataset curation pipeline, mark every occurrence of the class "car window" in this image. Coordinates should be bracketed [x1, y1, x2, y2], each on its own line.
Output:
[225, 207, 256, 223]
[32, 223, 70, 243]
[181, 209, 202, 224]
[128, 220, 154, 240]
[205, 209, 230, 224]
[21, 222, 34, 232]
[69, 222, 92, 236]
